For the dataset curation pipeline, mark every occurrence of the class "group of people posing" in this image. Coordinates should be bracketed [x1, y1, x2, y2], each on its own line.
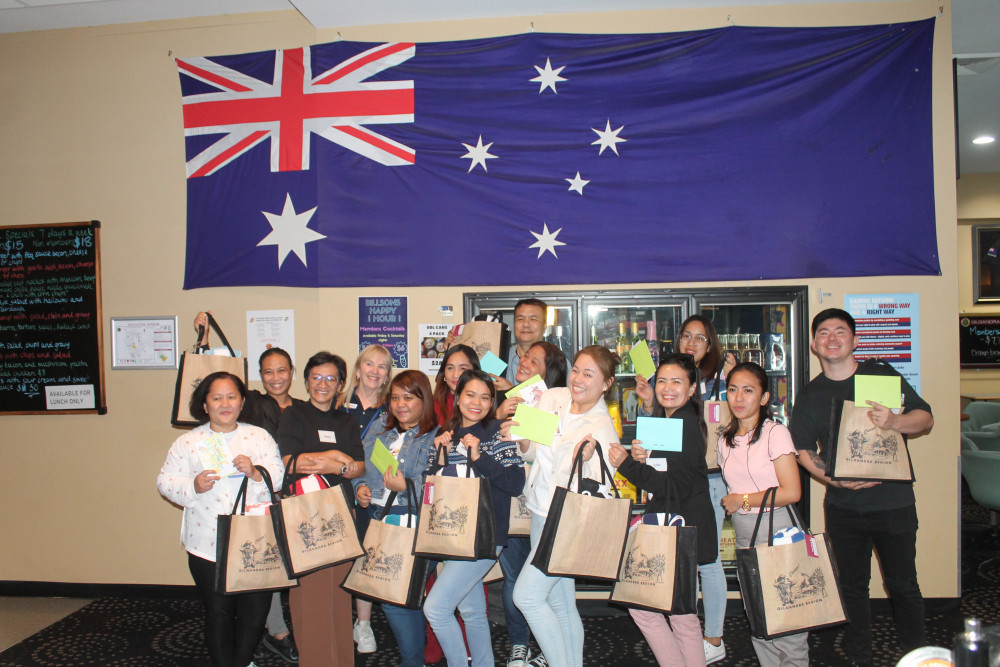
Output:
[157, 301, 932, 667]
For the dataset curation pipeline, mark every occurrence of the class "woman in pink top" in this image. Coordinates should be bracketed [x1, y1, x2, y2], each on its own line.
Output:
[717, 362, 807, 667]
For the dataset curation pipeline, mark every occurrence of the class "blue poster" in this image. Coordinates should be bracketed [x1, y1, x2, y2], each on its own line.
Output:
[358, 297, 408, 368]
[845, 293, 920, 394]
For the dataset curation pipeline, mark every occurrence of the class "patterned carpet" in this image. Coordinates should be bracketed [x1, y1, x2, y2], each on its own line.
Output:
[2, 491, 997, 667]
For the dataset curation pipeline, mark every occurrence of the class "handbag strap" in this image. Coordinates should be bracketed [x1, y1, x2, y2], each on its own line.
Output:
[196, 312, 237, 358]
[229, 464, 277, 515]
[568, 440, 621, 499]
[710, 371, 724, 401]
[378, 477, 418, 527]
[748, 486, 779, 546]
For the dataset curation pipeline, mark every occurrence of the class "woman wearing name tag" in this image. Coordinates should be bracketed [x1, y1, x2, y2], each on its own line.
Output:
[607, 353, 717, 667]
[425, 369, 526, 667]
[157, 371, 284, 667]
[276, 351, 364, 667]
[339, 344, 393, 654]
[510, 345, 621, 667]
[354, 370, 439, 667]
[718, 362, 806, 667]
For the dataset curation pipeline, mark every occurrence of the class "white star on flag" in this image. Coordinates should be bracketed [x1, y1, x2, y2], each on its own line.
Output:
[257, 193, 325, 268]
[460, 135, 498, 172]
[591, 120, 627, 155]
[566, 172, 590, 195]
[531, 58, 567, 94]
[529, 223, 566, 259]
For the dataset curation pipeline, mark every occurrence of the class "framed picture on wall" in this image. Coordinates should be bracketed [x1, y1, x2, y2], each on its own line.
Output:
[974, 225, 1000, 303]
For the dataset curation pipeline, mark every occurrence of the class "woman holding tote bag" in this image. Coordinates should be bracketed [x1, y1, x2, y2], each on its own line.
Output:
[276, 351, 365, 667]
[607, 353, 717, 667]
[157, 371, 284, 667]
[424, 369, 526, 667]
[510, 345, 621, 667]
[718, 361, 806, 666]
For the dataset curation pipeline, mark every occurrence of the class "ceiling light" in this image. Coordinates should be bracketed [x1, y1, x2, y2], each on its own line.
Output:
[973, 135, 996, 145]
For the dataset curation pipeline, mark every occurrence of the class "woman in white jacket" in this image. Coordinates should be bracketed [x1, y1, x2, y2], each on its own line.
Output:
[157, 371, 284, 667]
[510, 345, 621, 667]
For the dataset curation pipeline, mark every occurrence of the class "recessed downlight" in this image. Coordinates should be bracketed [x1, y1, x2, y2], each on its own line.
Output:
[973, 135, 996, 145]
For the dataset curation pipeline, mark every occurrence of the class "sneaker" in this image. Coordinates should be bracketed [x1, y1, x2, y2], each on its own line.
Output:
[262, 632, 299, 663]
[704, 639, 726, 665]
[527, 654, 548, 667]
[353, 620, 377, 653]
[507, 644, 531, 667]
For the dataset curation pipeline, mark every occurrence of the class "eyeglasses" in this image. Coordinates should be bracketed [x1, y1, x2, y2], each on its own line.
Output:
[309, 374, 340, 384]
[679, 332, 708, 344]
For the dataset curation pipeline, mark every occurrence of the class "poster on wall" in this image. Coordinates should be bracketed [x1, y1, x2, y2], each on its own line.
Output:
[360, 297, 408, 368]
[419, 324, 452, 375]
[246, 310, 295, 381]
[845, 293, 920, 394]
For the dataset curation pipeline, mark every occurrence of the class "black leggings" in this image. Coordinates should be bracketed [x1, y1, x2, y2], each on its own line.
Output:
[188, 552, 271, 667]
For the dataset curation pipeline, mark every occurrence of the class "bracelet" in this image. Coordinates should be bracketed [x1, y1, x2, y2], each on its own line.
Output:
[741, 494, 751, 512]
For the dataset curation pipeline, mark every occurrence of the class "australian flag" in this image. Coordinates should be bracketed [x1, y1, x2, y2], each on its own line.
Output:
[178, 19, 938, 289]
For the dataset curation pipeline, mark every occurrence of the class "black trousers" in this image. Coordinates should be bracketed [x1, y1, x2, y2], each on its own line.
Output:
[188, 552, 271, 667]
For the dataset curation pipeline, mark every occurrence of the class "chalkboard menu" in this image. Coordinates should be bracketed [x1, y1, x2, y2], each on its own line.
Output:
[960, 315, 1000, 369]
[0, 222, 106, 414]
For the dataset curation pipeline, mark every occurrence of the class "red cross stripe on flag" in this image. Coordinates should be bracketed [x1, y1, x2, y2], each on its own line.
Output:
[178, 42, 416, 178]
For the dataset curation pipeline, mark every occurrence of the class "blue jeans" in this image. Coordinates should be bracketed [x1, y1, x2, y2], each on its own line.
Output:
[824, 503, 924, 664]
[424, 553, 500, 667]
[513, 512, 584, 667]
[699, 473, 728, 639]
[498, 536, 532, 646]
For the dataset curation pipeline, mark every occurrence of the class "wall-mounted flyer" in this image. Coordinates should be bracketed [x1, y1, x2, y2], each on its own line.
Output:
[845, 293, 920, 394]
[359, 297, 408, 368]
[246, 310, 295, 381]
[419, 323, 452, 375]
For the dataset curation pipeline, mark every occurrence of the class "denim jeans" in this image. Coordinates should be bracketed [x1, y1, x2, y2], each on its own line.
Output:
[498, 536, 532, 646]
[824, 503, 925, 663]
[424, 552, 500, 667]
[512, 512, 584, 667]
[699, 473, 728, 639]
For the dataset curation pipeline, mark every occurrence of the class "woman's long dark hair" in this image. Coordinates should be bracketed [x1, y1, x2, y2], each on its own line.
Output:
[433, 344, 480, 425]
[650, 353, 707, 439]
[674, 314, 723, 383]
[722, 362, 772, 448]
[385, 370, 438, 436]
[529, 341, 568, 388]
[446, 369, 498, 432]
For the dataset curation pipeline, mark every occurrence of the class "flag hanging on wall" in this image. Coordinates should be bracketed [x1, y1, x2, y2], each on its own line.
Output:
[177, 19, 938, 289]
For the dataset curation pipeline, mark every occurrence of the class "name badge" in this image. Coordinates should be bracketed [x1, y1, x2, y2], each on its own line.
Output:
[318, 430, 337, 444]
[647, 457, 668, 472]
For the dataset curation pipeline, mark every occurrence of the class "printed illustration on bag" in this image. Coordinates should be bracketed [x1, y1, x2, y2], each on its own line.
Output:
[622, 547, 667, 584]
[295, 510, 349, 550]
[845, 426, 900, 464]
[427, 498, 469, 535]
[239, 537, 283, 571]
[513, 495, 530, 520]
[772, 564, 828, 608]
[706, 403, 727, 441]
[358, 543, 405, 581]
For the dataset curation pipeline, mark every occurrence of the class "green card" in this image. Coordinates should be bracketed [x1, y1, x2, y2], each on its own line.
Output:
[854, 375, 902, 410]
[370, 438, 399, 475]
[506, 374, 544, 399]
[629, 339, 657, 379]
[510, 403, 559, 446]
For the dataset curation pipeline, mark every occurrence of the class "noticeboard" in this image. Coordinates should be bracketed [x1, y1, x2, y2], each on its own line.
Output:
[0, 221, 107, 415]
[960, 315, 1000, 369]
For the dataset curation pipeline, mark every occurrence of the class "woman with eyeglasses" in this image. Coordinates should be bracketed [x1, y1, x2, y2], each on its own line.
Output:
[635, 315, 735, 664]
[276, 351, 365, 667]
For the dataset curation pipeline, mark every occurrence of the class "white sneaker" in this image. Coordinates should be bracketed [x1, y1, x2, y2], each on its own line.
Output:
[704, 639, 726, 665]
[353, 620, 377, 653]
[507, 644, 531, 667]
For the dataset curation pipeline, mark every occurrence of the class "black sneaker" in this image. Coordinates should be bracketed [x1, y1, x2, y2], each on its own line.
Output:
[262, 633, 299, 663]
[527, 654, 548, 667]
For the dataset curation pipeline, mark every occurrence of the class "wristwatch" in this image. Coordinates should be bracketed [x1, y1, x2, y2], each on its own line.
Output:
[741, 494, 751, 512]
[340, 464, 348, 475]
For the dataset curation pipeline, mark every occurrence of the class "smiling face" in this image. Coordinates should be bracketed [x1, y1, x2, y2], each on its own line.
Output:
[516, 344, 548, 383]
[390, 385, 424, 431]
[443, 350, 475, 393]
[358, 354, 391, 394]
[514, 304, 546, 348]
[305, 362, 342, 411]
[568, 353, 613, 412]
[204, 377, 245, 433]
[259, 352, 292, 400]
[726, 368, 770, 425]
[811, 317, 859, 365]
[654, 363, 696, 417]
[678, 320, 710, 364]
[456, 378, 493, 428]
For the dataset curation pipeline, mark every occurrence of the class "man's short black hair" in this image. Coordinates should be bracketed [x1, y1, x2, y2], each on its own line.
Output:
[811, 308, 856, 336]
[514, 298, 547, 315]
